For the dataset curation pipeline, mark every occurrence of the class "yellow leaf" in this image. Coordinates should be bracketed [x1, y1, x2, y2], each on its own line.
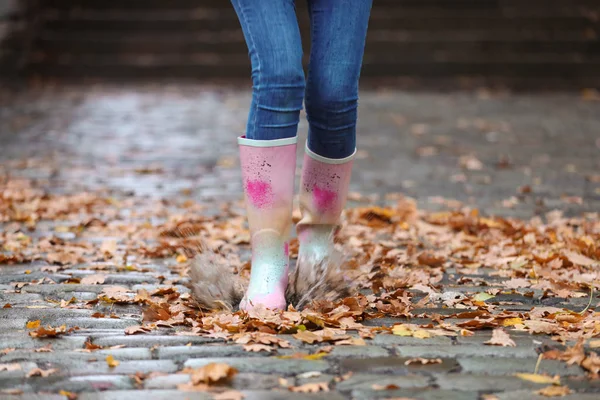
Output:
[105, 355, 120, 368]
[589, 340, 600, 349]
[502, 318, 523, 327]
[24, 270, 31, 275]
[514, 373, 560, 385]
[176, 254, 188, 263]
[413, 330, 432, 339]
[473, 292, 495, 302]
[392, 325, 412, 337]
[26, 320, 41, 329]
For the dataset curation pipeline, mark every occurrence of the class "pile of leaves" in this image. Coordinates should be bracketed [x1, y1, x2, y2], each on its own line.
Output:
[2, 177, 600, 384]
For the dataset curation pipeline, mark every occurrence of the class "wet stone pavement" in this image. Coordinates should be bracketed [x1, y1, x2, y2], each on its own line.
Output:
[0, 84, 599, 400]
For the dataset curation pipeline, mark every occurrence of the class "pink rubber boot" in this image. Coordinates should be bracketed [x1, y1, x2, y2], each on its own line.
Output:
[297, 144, 354, 267]
[238, 136, 297, 311]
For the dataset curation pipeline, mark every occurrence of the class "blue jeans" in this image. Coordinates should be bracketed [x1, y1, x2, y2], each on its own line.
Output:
[230, 0, 372, 159]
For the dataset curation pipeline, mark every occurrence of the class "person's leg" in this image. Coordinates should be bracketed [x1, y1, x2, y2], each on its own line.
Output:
[230, 0, 304, 310]
[231, 0, 305, 140]
[304, 0, 372, 158]
[297, 0, 372, 264]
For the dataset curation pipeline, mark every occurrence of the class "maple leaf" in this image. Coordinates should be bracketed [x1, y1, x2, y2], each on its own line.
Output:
[26, 368, 58, 378]
[484, 328, 516, 347]
[289, 382, 330, 393]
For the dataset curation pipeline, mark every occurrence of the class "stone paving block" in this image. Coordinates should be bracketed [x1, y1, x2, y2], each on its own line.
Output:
[243, 391, 345, 400]
[46, 375, 135, 393]
[340, 357, 459, 374]
[435, 373, 549, 391]
[0, 293, 45, 307]
[350, 389, 479, 400]
[0, 394, 67, 400]
[55, 360, 178, 376]
[156, 345, 251, 360]
[0, 273, 73, 285]
[396, 344, 538, 359]
[21, 285, 105, 295]
[0, 335, 88, 350]
[184, 357, 329, 375]
[0, 308, 94, 324]
[496, 390, 600, 400]
[457, 357, 585, 376]
[55, 317, 141, 330]
[143, 374, 190, 390]
[326, 345, 389, 359]
[77, 391, 212, 400]
[336, 373, 431, 391]
[1, 348, 152, 363]
[0, 318, 29, 330]
[373, 334, 453, 347]
[92, 335, 219, 348]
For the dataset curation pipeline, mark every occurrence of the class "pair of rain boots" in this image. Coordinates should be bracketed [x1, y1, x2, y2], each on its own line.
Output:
[238, 135, 353, 311]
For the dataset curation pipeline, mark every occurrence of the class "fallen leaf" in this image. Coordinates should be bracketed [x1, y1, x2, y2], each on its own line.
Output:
[26, 368, 58, 377]
[289, 382, 329, 393]
[293, 330, 321, 344]
[243, 344, 273, 353]
[515, 373, 560, 384]
[105, 355, 120, 368]
[485, 328, 516, 347]
[188, 363, 238, 385]
[371, 383, 401, 390]
[536, 385, 571, 397]
[413, 330, 432, 339]
[85, 341, 102, 351]
[213, 390, 245, 400]
[0, 363, 21, 372]
[58, 390, 77, 400]
[404, 358, 443, 366]
[29, 324, 69, 338]
[124, 325, 151, 335]
[26, 320, 41, 329]
[81, 274, 106, 285]
[473, 292, 495, 302]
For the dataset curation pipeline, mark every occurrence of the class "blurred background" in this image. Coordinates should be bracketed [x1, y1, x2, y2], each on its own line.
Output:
[1, 0, 599, 90]
[1, 0, 599, 218]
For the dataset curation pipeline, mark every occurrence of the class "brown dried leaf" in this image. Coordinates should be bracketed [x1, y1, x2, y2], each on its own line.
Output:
[81, 274, 106, 285]
[484, 328, 516, 347]
[26, 367, 58, 378]
[536, 385, 571, 397]
[0, 363, 21, 372]
[187, 363, 238, 385]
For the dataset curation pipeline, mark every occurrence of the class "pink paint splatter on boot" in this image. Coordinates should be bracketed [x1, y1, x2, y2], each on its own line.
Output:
[246, 180, 273, 208]
[313, 186, 337, 212]
[284, 242, 289, 257]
